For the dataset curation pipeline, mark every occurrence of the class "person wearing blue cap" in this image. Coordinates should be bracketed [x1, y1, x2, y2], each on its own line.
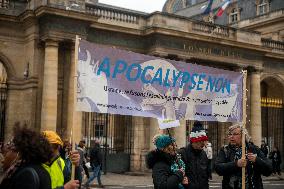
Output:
[146, 134, 188, 189]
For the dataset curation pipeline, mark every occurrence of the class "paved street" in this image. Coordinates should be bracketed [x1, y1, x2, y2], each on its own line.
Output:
[82, 172, 284, 189]
[85, 180, 284, 189]
[209, 180, 284, 189]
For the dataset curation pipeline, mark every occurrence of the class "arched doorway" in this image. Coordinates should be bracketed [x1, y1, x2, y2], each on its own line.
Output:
[0, 62, 7, 142]
[261, 76, 284, 168]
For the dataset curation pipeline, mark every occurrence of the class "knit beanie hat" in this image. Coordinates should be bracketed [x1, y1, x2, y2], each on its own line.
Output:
[189, 121, 208, 143]
[153, 134, 175, 150]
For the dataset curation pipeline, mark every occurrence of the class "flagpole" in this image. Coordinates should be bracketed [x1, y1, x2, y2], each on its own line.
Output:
[71, 35, 80, 180]
[241, 70, 247, 189]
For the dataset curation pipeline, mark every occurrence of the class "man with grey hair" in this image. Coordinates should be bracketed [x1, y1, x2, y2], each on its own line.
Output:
[215, 124, 272, 189]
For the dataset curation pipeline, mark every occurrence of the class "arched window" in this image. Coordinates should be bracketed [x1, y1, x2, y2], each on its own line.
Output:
[258, 0, 269, 15]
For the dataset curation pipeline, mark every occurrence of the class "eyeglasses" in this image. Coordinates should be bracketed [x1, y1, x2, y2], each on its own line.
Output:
[227, 132, 241, 137]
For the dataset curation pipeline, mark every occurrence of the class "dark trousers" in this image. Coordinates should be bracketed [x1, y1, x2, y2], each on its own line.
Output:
[83, 163, 90, 178]
[272, 161, 281, 175]
[208, 159, 212, 179]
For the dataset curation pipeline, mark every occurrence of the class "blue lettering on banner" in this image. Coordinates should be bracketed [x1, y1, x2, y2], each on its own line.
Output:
[126, 63, 141, 81]
[98, 57, 111, 77]
[152, 68, 163, 85]
[141, 66, 154, 84]
[112, 60, 127, 78]
[97, 57, 231, 94]
[163, 69, 171, 87]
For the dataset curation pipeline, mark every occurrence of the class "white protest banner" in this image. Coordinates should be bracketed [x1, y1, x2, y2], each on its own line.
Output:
[158, 119, 180, 129]
[77, 39, 243, 122]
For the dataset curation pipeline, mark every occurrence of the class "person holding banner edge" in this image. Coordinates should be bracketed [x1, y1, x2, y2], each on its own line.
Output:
[215, 124, 272, 189]
[146, 134, 188, 189]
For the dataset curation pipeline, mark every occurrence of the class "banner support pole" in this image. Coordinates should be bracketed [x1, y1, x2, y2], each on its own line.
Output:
[71, 35, 80, 180]
[241, 70, 247, 189]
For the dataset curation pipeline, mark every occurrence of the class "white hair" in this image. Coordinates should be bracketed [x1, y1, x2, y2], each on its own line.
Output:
[228, 123, 251, 142]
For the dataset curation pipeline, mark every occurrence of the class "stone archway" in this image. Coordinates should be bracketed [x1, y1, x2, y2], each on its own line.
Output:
[261, 76, 284, 168]
[0, 61, 7, 142]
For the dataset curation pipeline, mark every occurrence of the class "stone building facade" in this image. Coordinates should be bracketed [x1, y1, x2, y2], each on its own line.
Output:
[0, 0, 283, 171]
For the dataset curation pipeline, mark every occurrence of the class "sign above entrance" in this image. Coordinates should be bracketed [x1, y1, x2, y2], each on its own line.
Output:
[77, 39, 243, 122]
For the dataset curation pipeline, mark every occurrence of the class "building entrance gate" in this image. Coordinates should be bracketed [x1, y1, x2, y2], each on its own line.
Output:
[82, 112, 133, 173]
[261, 97, 284, 168]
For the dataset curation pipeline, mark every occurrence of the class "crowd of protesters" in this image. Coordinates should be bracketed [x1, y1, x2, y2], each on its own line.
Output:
[0, 121, 281, 189]
[147, 121, 275, 189]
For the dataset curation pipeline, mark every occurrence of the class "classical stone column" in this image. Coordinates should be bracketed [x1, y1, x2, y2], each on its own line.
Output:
[173, 120, 187, 148]
[130, 116, 146, 172]
[249, 70, 262, 146]
[66, 47, 82, 143]
[41, 40, 58, 131]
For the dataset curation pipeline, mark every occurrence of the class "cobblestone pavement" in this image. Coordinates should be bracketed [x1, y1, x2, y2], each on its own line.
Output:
[82, 172, 284, 189]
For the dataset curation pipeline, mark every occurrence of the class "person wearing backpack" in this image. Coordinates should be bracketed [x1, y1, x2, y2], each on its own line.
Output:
[178, 121, 210, 189]
[0, 123, 52, 189]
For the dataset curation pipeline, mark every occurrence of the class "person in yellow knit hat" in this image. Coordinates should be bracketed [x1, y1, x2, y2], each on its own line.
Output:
[43, 130, 81, 189]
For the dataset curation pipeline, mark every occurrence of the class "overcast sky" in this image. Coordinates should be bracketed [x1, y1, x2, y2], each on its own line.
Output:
[99, 0, 167, 13]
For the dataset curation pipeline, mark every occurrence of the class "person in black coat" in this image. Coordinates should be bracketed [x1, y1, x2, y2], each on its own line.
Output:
[146, 134, 187, 189]
[215, 124, 272, 189]
[270, 146, 282, 176]
[179, 121, 210, 189]
[260, 141, 269, 158]
[0, 123, 52, 189]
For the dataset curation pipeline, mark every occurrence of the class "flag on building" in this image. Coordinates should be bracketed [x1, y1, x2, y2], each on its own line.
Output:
[216, 0, 231, 17]
[201, 0, 214, 15]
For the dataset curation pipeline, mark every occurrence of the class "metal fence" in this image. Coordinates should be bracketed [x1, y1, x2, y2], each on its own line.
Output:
[82, 112, 133, 173]
[261, 97, 284, 168]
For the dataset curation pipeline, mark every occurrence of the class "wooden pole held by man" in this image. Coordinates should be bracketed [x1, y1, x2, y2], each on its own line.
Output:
[241, 70, 247, 189]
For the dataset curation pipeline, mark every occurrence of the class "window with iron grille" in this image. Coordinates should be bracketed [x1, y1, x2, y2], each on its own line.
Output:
[95, 124, 104, 137]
